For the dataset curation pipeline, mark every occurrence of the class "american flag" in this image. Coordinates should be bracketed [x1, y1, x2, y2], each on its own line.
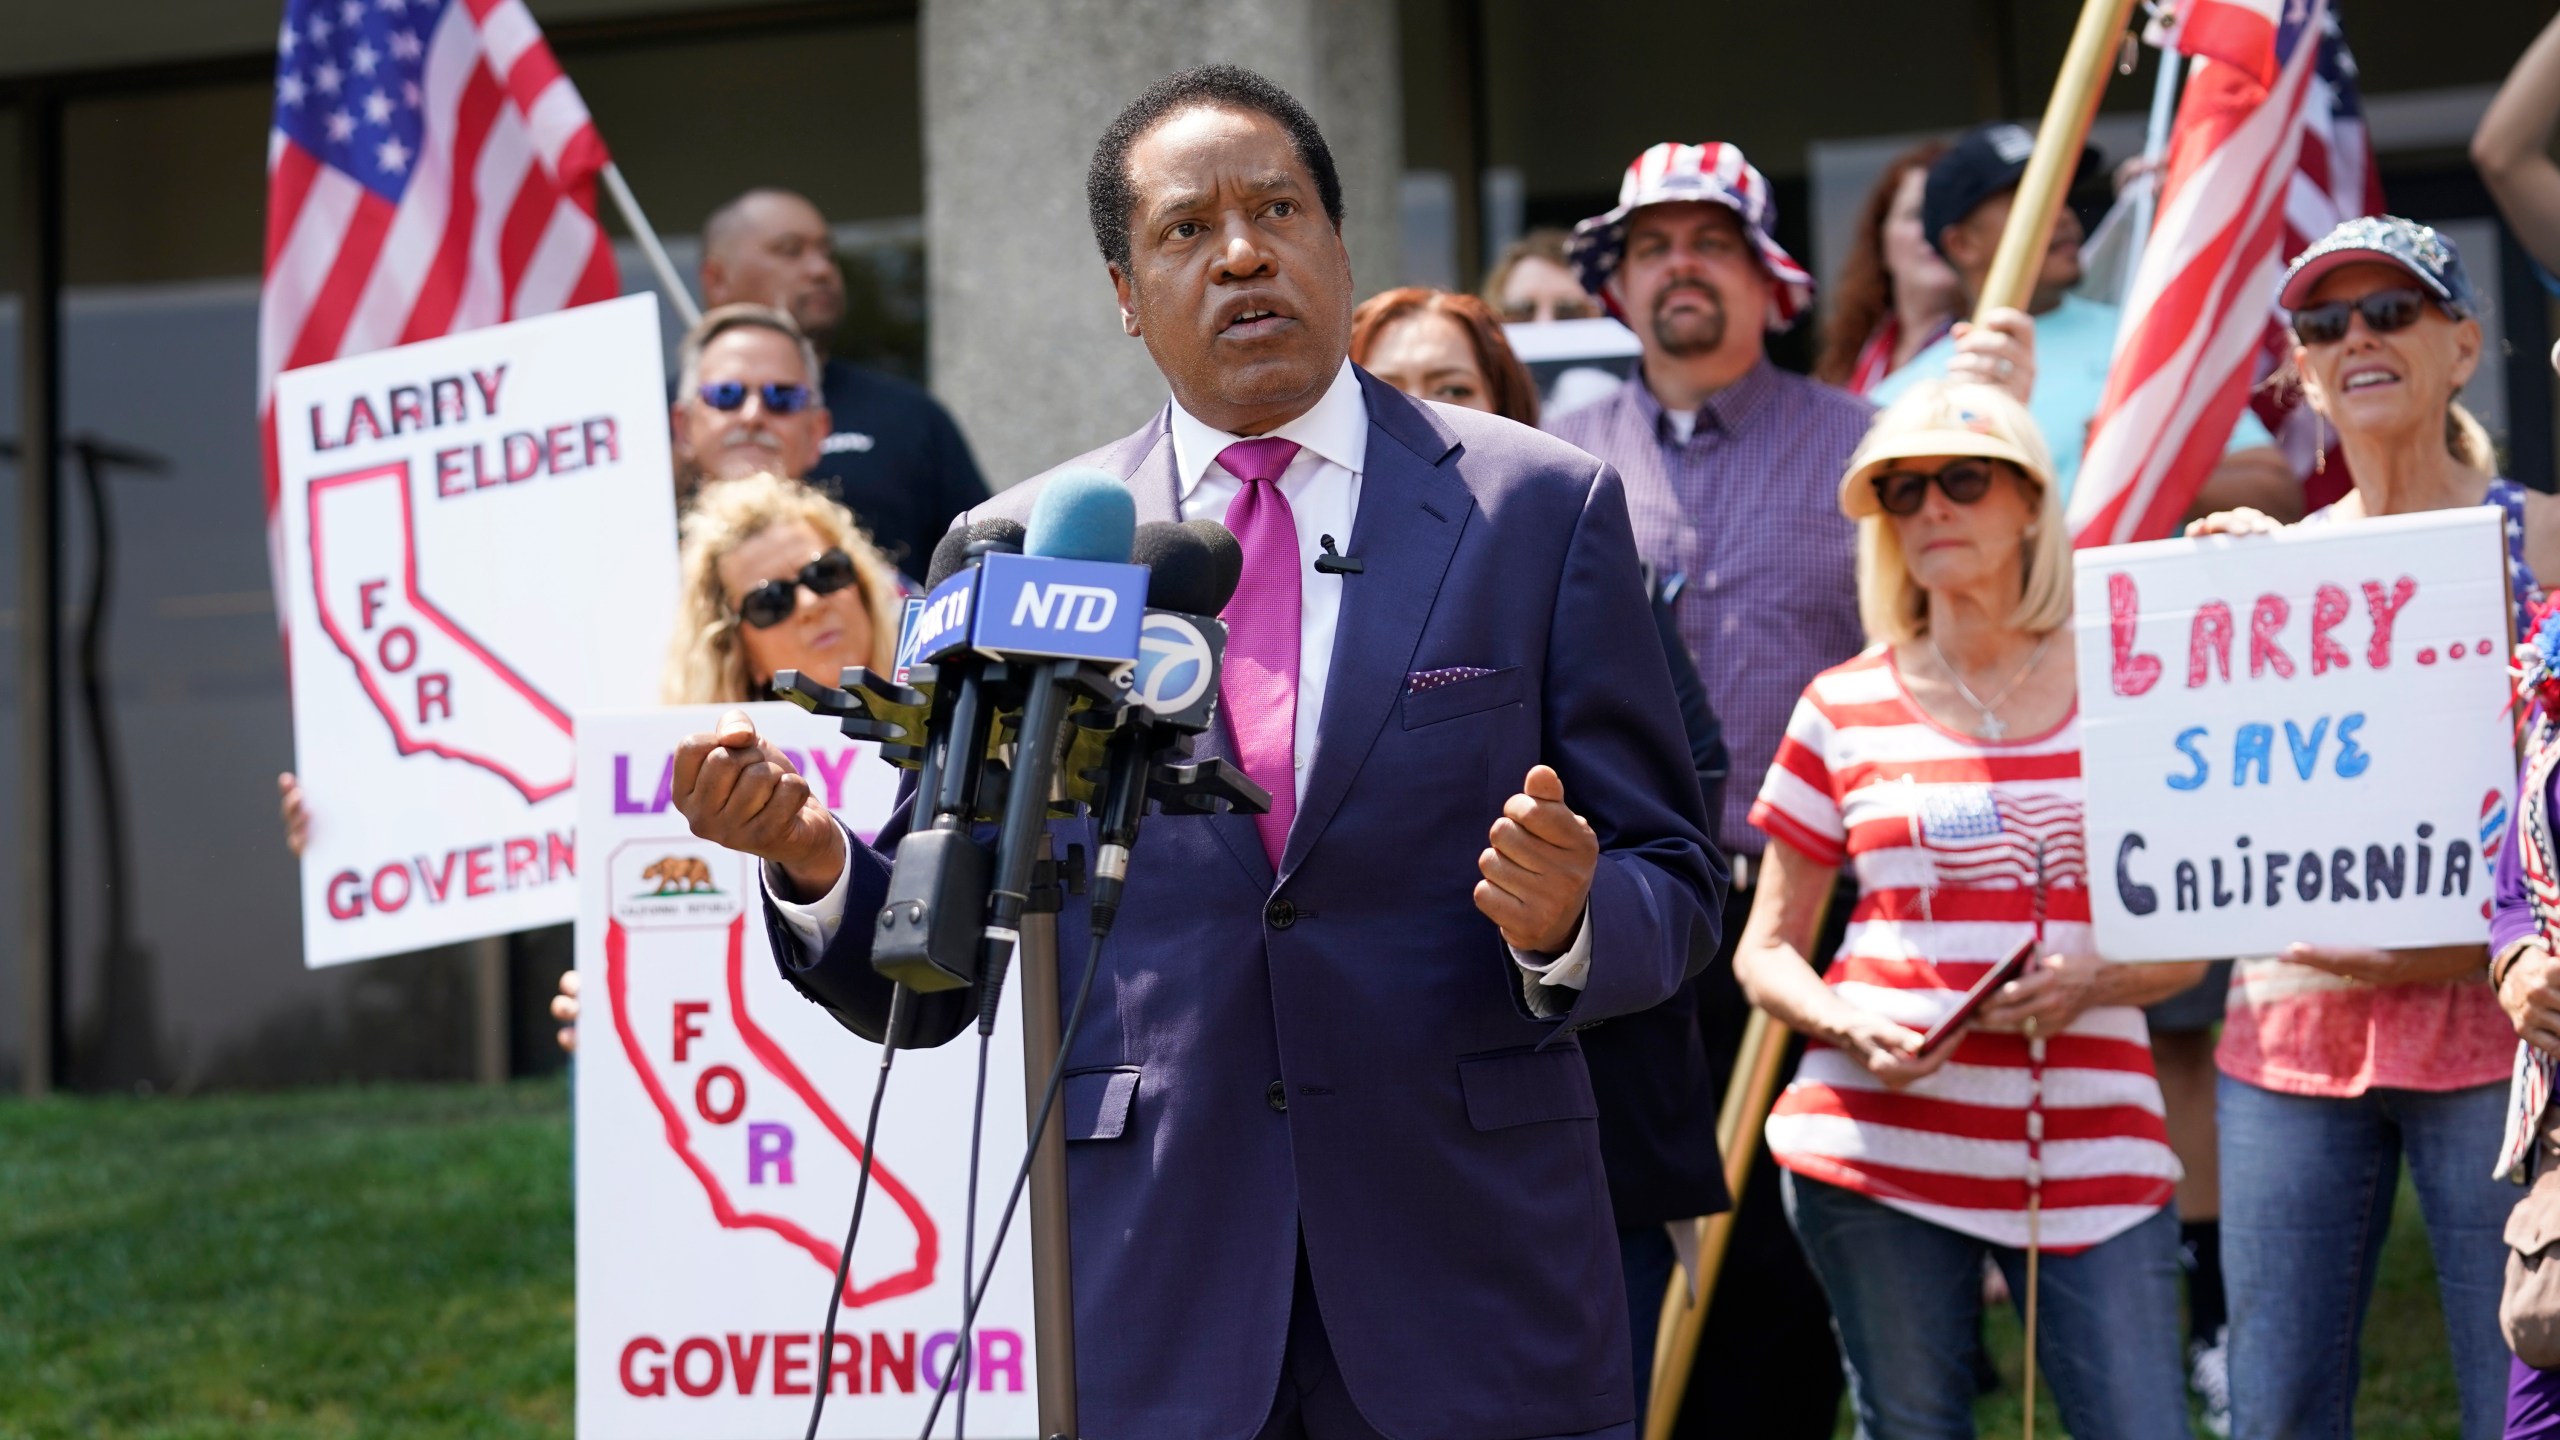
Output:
[2069, 0, 2379, 546]
[1917, 788, 2087, 892]
[259, 0, 619, 550]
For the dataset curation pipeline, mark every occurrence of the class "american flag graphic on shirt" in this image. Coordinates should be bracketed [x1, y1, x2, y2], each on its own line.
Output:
[1917, 787, 2088, 892]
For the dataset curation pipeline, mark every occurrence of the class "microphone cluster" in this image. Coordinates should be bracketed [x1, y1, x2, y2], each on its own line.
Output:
[773, 468, 1269, 1021]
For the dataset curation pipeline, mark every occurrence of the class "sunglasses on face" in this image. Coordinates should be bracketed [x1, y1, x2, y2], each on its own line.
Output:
[1871, 458, 2001, 517]
[734, 548, 858, 629]
[697, 380, 816, 414]
[1497, 297, 1601, 322]
[2291, 286, 2431, 347]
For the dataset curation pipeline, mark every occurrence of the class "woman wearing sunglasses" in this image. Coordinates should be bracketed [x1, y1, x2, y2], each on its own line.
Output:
[661, 470, 907, 706]
[1737, 379, 2203, 1439]
[2185, 216, 2557, 1440]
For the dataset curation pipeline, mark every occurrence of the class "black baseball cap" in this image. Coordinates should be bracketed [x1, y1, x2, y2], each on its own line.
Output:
[1921, 122, 2102, 261]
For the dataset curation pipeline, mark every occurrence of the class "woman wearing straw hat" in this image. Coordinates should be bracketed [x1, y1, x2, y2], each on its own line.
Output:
[1737, 379, 2203, 1438]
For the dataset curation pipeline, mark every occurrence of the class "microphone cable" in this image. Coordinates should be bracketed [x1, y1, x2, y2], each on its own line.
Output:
[953, 1024, 992, 1437]
[802, 984, 913, 1440]
[917, 922, 1109, 1440]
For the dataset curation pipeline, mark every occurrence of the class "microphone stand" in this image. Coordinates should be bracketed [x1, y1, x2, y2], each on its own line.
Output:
[1018, 833, 1079, 1440]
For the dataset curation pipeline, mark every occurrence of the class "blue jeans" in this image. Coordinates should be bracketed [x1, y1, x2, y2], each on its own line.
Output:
[2217, 1075, 2511, 1440]
[1783, 1171, 2190, 1440]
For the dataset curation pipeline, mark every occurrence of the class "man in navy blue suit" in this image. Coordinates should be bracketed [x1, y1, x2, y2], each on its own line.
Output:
[670, 64, 1722, 1440]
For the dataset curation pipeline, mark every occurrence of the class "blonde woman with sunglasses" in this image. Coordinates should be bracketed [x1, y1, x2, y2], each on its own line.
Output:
[1738, 379, 2203, 1439]
[2188, 217, 2558, 1440]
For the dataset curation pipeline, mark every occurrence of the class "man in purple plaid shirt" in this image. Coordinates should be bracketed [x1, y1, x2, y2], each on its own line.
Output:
[1547, 140, 1868, 1440]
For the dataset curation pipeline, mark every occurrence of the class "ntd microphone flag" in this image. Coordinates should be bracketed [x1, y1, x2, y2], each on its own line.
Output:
[972, 554, 1146, 663]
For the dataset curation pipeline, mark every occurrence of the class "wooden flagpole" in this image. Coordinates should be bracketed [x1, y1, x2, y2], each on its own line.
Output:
[1644, 13, 2140, 1427]
[1642, 1004, 1795, 1440]
[1974, 0, 2143, 321]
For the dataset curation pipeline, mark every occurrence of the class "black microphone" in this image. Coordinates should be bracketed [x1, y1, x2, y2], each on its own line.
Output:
[1084, 520, 1270, 932]
[949, 470, 1143, 1038]
[836, 517, 1026, 997]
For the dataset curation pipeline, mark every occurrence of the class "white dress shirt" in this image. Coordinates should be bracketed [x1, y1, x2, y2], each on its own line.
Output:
[769, 361, 1590, 987]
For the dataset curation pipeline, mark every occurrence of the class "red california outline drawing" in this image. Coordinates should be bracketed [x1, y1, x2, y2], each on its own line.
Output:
[607, 915, 940, 1305]
[306, 460, 575, 803]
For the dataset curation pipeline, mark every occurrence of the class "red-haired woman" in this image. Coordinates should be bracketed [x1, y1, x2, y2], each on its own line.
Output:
[1349, 286, 1543, 424]
[1813, 140, 1962, 395]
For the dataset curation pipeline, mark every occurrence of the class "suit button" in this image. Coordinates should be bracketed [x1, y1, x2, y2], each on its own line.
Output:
[1266, 898, 1297, 930]
[1266, 1081, 1288, 1113]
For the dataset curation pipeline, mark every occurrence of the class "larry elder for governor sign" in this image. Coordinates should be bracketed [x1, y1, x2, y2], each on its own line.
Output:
[276, 293, 678, 966]
[2074, 507, 2517, 962]
[577, 703, 1039, 1439]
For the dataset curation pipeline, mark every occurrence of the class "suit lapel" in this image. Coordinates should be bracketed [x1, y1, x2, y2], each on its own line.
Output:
[1279, 375, 1472, 881]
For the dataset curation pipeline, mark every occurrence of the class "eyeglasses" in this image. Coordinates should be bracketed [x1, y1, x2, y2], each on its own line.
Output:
[1871, 458, 2001, 517]
[2291, 287, 2431, 347]
[696, 380, 816, 414]
[733, 548, 858, 629]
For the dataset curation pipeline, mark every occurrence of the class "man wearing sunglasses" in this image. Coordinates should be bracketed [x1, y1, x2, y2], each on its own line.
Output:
[1873, 122, 2297, 522]
[669, 303, 837, 500]
[697, 188, 988, 571]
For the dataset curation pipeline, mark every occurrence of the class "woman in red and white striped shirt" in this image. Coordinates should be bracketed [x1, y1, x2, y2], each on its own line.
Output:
[1737, 380, 2205, 1439]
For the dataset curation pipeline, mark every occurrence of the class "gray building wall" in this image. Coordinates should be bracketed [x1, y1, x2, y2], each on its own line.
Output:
[922, 0, 1403, 489]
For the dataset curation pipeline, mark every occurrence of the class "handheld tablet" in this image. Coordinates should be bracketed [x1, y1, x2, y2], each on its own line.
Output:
[1915, 935, 2040, 1058]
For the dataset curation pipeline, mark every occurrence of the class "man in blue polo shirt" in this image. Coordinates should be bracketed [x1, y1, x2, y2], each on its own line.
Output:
[1874, 123, 2300, 520]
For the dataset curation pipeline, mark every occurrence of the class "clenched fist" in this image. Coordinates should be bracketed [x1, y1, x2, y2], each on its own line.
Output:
[1473, 764, 1599, 955]
[671, 709, 846, 900]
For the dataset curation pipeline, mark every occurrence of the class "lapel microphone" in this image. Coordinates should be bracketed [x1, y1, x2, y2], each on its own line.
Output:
[1315, 533, 1364, 575]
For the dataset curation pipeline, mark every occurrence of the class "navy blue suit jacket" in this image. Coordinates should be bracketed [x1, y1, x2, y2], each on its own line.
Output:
[767, 372, 1724, 1439]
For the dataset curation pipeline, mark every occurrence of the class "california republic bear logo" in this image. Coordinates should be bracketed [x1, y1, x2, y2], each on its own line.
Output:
[611, 840, 742, 928]
[640, 855, 717, 894]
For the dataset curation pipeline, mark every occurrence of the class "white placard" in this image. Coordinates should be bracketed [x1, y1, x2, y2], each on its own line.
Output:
[2073, 507, 2517, 961]
[276, 294, 680, 966]
[575, 703, 1037, 1439]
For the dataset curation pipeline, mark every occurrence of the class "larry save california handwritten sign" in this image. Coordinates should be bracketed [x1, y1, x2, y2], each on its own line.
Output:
[2073, 507, 2517, 962]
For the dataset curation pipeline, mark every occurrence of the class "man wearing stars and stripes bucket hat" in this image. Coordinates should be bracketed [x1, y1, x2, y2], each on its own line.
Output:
[1547, 141, 1869, 1439]
[1566, 142, 1817, 330]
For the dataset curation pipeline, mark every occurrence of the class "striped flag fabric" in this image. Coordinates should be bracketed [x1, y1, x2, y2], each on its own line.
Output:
[2069, 0, 2376, 547]
[259, 0, 619, 546]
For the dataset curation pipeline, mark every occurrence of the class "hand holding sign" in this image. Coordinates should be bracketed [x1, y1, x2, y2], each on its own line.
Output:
[672, 710, 846, 900]
[2280, 939, 2489, 987]
[2502, 940, 2560, 1057]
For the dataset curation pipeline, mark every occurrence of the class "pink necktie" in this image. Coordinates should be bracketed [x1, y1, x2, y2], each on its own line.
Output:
[1216, 437, 1303, 866]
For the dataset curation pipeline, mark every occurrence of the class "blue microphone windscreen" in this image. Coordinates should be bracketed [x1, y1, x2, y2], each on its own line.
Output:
[1025, 468, 1137, 563]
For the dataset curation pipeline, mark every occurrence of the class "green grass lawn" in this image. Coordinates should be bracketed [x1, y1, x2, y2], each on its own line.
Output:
[0, 1078, 2472, 1438]
[0, 1079, 573, 1440]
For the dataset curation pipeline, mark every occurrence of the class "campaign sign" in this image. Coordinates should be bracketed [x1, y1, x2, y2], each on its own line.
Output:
[2073, 508, 2517, 961]
[578, 703, 1037, 1439]
[968, 554, 1146, 663]
[276, 294, 679, 966]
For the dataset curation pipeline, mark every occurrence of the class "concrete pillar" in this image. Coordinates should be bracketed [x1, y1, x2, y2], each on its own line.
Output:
[922, 0, 1403, 489]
